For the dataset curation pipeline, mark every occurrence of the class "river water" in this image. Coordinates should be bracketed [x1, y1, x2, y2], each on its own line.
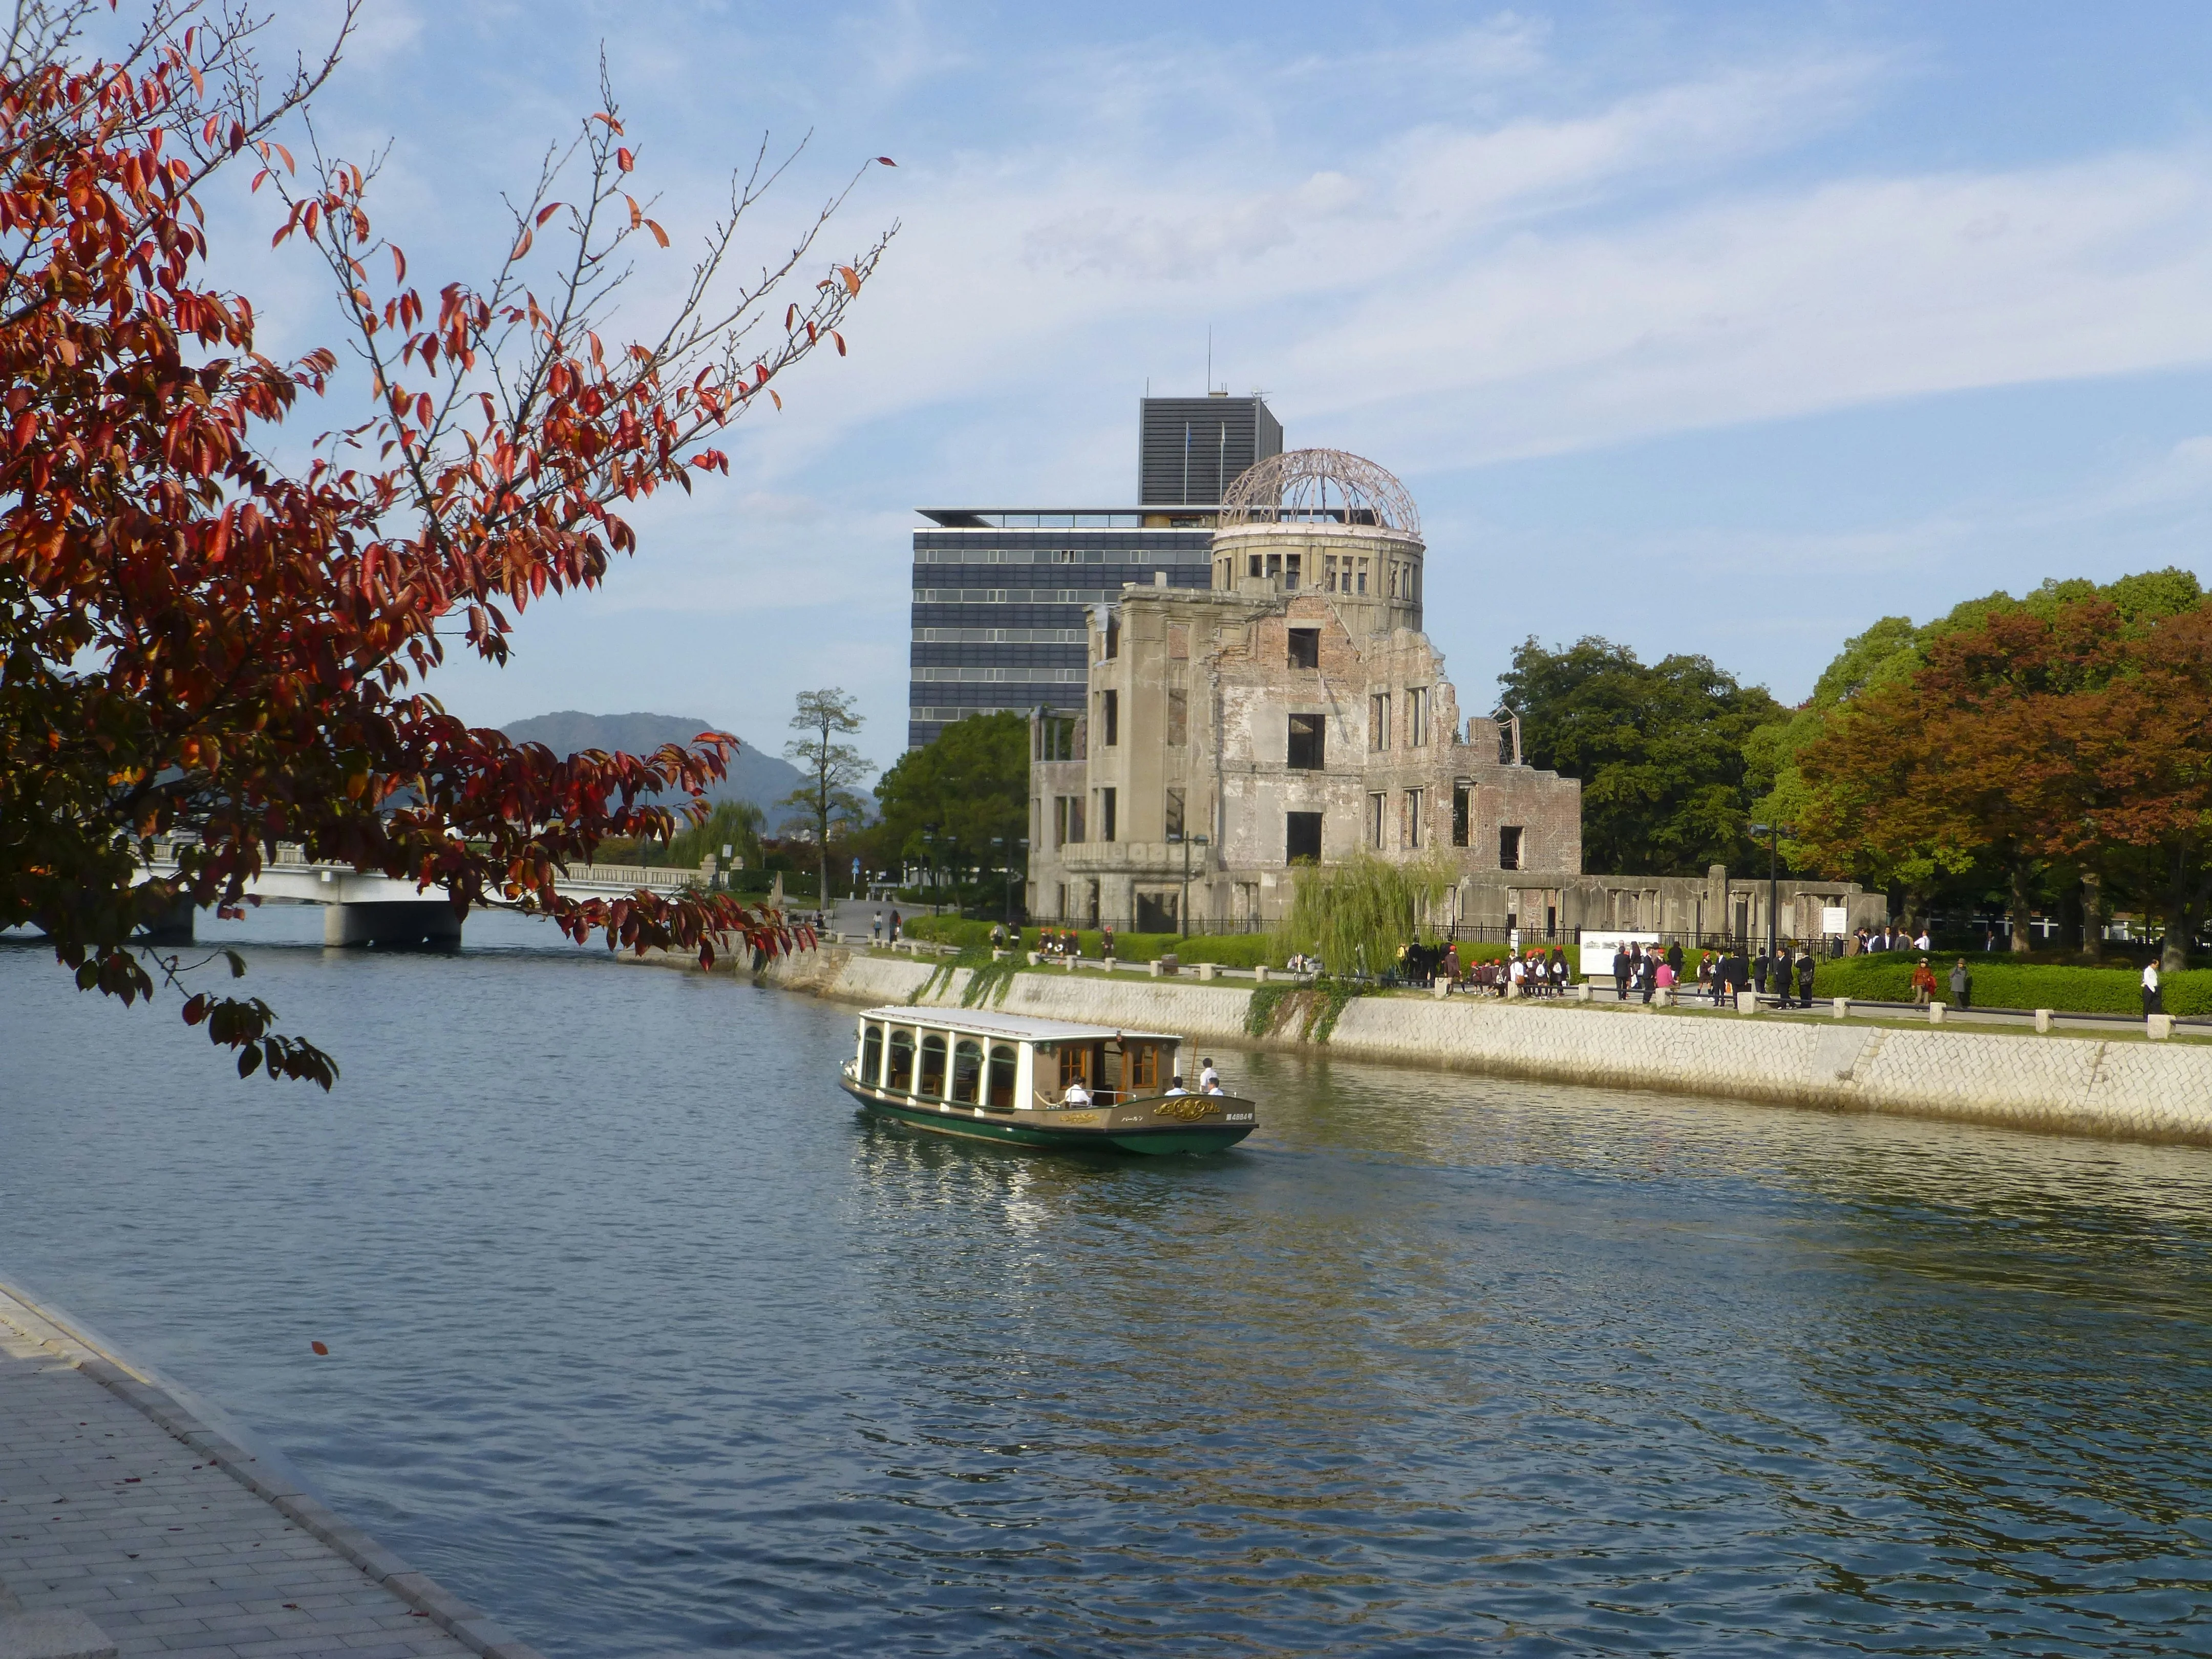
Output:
[1, 914, 2209, 1656]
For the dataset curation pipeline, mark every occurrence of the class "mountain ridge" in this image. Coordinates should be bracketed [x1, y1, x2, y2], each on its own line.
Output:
[500, 710, 809, 813]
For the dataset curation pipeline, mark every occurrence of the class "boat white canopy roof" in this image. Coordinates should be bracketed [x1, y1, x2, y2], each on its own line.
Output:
[855, 1006, 1181, 1045]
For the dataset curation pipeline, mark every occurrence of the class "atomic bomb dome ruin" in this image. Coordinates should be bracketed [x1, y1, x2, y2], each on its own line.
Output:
[1000, 416, 1879, 945]
[1026, 447, 1584, 934]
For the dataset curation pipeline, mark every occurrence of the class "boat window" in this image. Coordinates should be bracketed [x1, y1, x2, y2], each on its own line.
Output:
[1122, 1042, 1160, 1095]
[989, 1045, 1017, 1110]
[861, 1023, 884, 1086]
[887, 1028, 915, 1091]
[1059, 1044, 1094, 1096]
[952, 1038, 984, 1104]
[919, 1032, 947, 1098]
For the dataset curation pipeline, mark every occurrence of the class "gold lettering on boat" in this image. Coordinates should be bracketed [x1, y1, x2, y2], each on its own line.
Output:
[1057, 1110, 1101, 1126]
[1153, 1098, 1216, 1121]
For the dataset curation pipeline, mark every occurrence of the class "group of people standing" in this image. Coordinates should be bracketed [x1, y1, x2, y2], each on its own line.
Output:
[1607, 941, 1822, 1008]
[1855, 923, 1932, 953]
[1460, 946, 1571, 997]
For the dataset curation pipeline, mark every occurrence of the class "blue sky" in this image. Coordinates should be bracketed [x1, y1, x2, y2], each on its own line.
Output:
[178, 2, 2212, 772]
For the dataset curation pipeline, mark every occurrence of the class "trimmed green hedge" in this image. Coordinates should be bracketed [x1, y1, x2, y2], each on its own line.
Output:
[897, 919, 1278, 968]
[1816, 952, 2210, 1016]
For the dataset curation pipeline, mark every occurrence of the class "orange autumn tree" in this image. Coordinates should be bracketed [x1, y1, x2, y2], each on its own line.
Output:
[0, 1, 895, 1083]
[2048, 606, 2212, 971]
[1797, 594, 2212, 966]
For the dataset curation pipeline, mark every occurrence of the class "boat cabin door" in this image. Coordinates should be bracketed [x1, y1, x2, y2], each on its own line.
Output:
[1105, 1038, 1174, 1102]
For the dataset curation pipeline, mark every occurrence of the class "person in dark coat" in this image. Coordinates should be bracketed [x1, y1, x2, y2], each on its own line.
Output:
[1613, 944, 1632, 1002]
[1796, 950, 1816, 1009]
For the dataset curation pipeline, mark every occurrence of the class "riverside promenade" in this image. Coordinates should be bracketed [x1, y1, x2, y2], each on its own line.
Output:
[0, 1284, 542, 1659]
[747, 942, 2212, 1147]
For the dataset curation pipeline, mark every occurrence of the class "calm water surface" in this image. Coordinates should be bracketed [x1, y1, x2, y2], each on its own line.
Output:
[1, 915, 2209, 1655]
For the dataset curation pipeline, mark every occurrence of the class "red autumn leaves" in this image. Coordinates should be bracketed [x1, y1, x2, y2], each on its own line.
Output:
[1, 7, 891, 1083]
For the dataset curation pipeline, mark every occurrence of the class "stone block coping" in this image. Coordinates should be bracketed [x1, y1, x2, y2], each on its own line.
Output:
[0, 1280, 547, 1659]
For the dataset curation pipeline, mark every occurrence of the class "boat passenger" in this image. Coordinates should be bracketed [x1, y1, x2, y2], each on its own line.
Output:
[1163, 1076, 1188, 1096]
[1062, 1079, 1092, 1107]
[1199, 1058, 1220, 1091]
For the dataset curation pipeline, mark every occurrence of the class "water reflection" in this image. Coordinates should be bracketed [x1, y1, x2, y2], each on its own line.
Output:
[1, 921, 2208, 1655]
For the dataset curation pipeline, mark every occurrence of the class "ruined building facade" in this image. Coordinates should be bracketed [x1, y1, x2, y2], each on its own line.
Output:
[1026, 449, 1885, 942]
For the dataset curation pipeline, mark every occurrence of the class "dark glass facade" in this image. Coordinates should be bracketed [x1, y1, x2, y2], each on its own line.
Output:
[907, 394, 1280, 749]
[907, 515, 1213, 749]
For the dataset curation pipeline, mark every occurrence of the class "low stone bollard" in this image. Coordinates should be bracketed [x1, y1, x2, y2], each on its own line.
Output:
[1929, 1001, 1946, 1024]
[1832, 997, 1850, 1020]
[991, 948, 1007, 962]
[1063, 955, 1077, 973]
[1432, 977, 1448, 999]
[1027, 951, 1041, 966]
[1253, 965, 1270, 984]
[1505, 981, 1521, 1000]
[1653, 987, 1671, 1008]
[1197, 962, 1218, 982]
[2149, 1013, 2174, 1040]
[1575, 983, 1591, 1003]
[2034, 1008, 2053, 1033]
[1148, 959, 1163, 978]
[1736, 990, 1760, 1014]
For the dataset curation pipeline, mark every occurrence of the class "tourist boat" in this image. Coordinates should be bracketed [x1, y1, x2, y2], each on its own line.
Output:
[838, 1007, 1257, 1155]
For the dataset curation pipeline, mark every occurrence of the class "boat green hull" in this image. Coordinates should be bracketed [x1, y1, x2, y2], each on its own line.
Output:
[838, 1075, 1254, 1155]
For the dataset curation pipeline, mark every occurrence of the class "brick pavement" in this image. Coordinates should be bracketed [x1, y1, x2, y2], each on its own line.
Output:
[0, 1285, 543, 1659]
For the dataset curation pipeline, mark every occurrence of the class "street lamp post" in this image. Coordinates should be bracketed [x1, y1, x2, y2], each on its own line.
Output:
[1168, 831, 1210, 938]
[998, 837, 1027, 929]
[1749, 821, 1791, 967]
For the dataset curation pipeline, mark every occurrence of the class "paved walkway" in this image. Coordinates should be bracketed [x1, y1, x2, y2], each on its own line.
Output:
[0, 1285, 541, 1659]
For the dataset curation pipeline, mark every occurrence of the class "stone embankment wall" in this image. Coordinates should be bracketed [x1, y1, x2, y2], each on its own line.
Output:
[763, 946, 2212, 1147]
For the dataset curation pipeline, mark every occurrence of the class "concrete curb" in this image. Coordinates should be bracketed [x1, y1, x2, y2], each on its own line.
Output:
[0, 1281, 547, 1659]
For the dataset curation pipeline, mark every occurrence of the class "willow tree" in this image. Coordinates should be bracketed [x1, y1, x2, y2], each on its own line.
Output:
[1274, 855, 1455, 979]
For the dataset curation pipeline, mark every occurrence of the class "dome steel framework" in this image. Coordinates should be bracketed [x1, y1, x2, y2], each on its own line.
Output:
[1217, 448, 1420, 538]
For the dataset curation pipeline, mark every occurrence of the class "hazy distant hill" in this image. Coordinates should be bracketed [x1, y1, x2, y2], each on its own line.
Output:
[501, 711, 809, 813]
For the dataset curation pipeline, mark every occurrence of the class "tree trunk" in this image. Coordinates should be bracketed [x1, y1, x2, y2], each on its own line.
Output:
[2161, 842, 2205, 973]
[2007, 857, 2035, 954]
[2080, 869, 2104, 964]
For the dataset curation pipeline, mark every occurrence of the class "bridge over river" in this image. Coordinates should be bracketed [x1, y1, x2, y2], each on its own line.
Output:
[134, 841, 717, 946]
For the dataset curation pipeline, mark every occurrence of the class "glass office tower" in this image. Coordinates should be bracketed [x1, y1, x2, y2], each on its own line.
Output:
[907, 394, 1280, 750]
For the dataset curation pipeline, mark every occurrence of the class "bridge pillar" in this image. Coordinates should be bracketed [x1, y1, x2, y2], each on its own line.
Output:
[135, 895, 197, 945]
[323, 901, 462, 948]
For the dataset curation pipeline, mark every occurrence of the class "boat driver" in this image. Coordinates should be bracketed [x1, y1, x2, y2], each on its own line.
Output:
[1061, 1078, 1092, 1107]
[1199, 1058, 1220, 1092]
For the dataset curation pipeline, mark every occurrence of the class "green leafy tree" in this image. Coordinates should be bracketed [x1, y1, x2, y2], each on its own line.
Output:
[1499, 637, 1781, 875]
[1274, 853, 1453, 979]
[669, 800, 764, 873]
[873, 712, 1027, 905]
[779, 689, 871, 911]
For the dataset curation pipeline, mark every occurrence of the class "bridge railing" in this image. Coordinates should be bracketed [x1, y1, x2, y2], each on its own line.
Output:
[141, 840, 711, 893]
